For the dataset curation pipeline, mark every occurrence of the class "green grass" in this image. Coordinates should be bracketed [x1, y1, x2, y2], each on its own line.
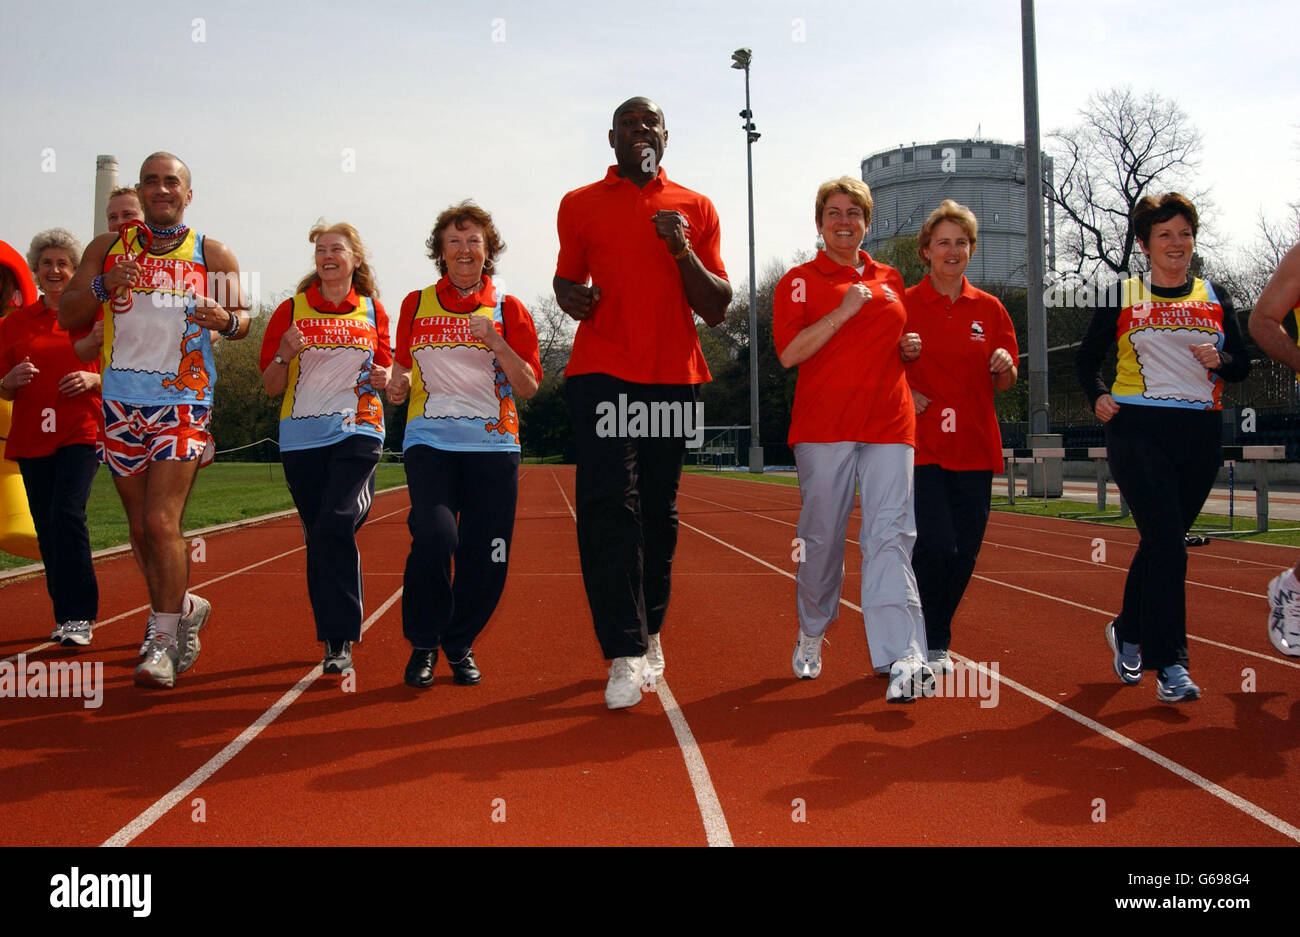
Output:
[0, 462, 408, 570]
[681, 465, 1300, 547]
[520, 454, 566, 465]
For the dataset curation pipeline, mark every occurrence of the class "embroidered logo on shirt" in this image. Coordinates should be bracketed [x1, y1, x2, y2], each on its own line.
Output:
[970, 321, 985, 342]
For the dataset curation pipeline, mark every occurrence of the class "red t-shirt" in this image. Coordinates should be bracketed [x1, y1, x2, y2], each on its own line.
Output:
[556, 166, 727, 385]
[0, 299, 101, 459]
[904, 276, 1018, 471]
[773, 250, 914, 447]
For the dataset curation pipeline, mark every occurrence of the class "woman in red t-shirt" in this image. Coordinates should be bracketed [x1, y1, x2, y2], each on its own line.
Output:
[904, 200, 1019, 675]
[0, 229, 102, 646]
[773, 177, 933, 703]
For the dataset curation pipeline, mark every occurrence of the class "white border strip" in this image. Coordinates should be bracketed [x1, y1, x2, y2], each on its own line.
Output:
[549, 469, 733, 847]
[102, 588, 403, 847]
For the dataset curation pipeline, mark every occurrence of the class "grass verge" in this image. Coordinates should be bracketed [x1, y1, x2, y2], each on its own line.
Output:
[1, 462, 408, 570]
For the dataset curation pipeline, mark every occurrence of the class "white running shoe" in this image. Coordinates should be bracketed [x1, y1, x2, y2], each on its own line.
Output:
[605, 656, 649, 710]
[927, 648, 955, 676]
[177, 594, 211, 673]
[49, 623, 66, 644]
[646, 633, 665, 679]
[792, 630, 823, 679]
[886, 656, 936, 704]
[1267, 572, 1300, 658]
[138, 614, 157, 658]
[135, 634, 179, 689]
[59, 621, 93, 647]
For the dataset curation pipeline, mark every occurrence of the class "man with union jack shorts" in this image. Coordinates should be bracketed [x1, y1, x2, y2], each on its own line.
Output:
[60, 152, 249, 688]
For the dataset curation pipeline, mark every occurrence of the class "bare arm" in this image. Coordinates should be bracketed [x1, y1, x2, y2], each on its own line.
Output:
[193, 238, 250, 338]
[1250, 241, 1300, 373]
[653, 211, 730, 327]
[777, 283, 870, 369]
[990, 347, 1018, 391]
[59, 233, 120, 332]
[469, 316, 539, 399]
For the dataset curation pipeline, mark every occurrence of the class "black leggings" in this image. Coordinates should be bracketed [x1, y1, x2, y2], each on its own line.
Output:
[1105, 406, 1221, 670]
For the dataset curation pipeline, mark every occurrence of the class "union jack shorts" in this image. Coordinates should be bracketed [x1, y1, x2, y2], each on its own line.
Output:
[101, 401, 215, 477]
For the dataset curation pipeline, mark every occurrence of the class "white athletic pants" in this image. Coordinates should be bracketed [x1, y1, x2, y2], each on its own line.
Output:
[794, 441, 928, 670]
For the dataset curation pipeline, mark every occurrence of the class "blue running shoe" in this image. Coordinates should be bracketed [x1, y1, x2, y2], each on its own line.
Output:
[1105, 619, 1142, 686]
[1156, 664, 1200, 703]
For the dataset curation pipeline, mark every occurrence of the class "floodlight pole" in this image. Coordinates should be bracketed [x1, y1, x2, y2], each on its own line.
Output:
[733, 48, 763, 473]
[1021, 0, 1049, 436]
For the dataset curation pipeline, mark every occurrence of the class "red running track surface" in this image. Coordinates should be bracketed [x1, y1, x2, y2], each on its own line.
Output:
[0, 468, 1295, 846]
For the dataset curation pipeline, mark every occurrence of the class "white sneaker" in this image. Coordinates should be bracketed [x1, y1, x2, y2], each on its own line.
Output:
[49, 623, 66, 643]
[1267, 572, 1300, 657]
[792, 630, 823, 679]
[177, 594, 211, 673]
[135, 634, 179, 689]
[886, 656, 936, 704]
[646, 633, 665, 679]
[138, 614, 157, 657]
[927, 648, 955, 676]
[59, 621, 93, 647]
[605, 656, 649, 709]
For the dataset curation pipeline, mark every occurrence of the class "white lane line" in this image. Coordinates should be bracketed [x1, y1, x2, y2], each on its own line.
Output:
[953, 658, 1300, 843]
[967, 575, 1300, 671]
[102, 587, 403, 847]
[3, 502, 411, 666]
[549, 468, 733, 848]
[672, 484, 1300, 841]
[677, 486, 1287, 667]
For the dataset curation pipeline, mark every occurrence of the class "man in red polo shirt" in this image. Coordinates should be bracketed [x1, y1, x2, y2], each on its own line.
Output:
[554, 96, 731, 709]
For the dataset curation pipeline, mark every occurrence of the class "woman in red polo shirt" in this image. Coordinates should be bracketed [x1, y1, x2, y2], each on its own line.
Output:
[261, 222, 391, 677]
[0, 229, 102, 646]
[904, 200, 1019, 675]
[773, 177, 933, 703]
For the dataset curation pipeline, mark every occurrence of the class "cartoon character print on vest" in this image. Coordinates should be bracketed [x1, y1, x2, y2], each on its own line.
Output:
[161, 325, 211, 400]
[485, 364, 519, 437]
[353, 368, 384, 433]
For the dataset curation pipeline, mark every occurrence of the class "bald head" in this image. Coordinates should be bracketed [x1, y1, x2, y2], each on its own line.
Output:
[140, 151, 191, 188]
[612, 97, 664, 131]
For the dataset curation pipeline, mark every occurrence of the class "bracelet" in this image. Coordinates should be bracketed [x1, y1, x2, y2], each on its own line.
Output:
[0, 375, 7, 392]
[671, 242, 692, 260]
[222, 310, 241, 338]
[827, 315, 838, 331]
[91, 275, 111, 302]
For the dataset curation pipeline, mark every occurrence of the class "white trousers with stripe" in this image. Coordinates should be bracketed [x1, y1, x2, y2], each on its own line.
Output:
[794, 441, 927, 671]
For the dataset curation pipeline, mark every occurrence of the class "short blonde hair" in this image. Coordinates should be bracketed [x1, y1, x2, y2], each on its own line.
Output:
[108, 185, 140, 202]
[918, 200, 978, 265]
[27, 228, 83, 272]
[815, 177, 873, 228]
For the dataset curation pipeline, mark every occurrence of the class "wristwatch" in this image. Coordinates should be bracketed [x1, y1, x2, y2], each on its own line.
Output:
[274, 354, 287, 366]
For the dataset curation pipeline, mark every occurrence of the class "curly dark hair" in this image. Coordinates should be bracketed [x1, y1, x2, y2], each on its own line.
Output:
[425, 200, 506, 276]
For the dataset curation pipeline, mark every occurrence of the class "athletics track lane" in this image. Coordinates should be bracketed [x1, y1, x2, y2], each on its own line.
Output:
[1, 468, 1296, 845]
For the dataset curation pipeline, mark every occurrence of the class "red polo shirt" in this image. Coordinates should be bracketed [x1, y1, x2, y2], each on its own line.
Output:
[0, 299, 101, 459]
[773, 250, 914, 447]
[904, 275, 1018, 471]
[556, 166, 727, 384]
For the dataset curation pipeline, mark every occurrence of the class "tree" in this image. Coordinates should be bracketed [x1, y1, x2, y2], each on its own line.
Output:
[875, 234, 926, 288]
[210, 308, 281, 461]
[515, 294, 573, 459]
[1048, 86, 1205, 280]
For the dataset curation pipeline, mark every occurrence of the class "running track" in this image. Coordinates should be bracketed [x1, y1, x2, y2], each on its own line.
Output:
[0, 468, 1295, 847]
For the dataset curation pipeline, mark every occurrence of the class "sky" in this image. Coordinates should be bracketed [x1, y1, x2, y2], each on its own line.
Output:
[1, 0, 1296, 322]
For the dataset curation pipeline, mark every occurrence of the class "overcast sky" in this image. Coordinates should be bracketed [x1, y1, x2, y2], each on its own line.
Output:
[1, 0, 1295, 322]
